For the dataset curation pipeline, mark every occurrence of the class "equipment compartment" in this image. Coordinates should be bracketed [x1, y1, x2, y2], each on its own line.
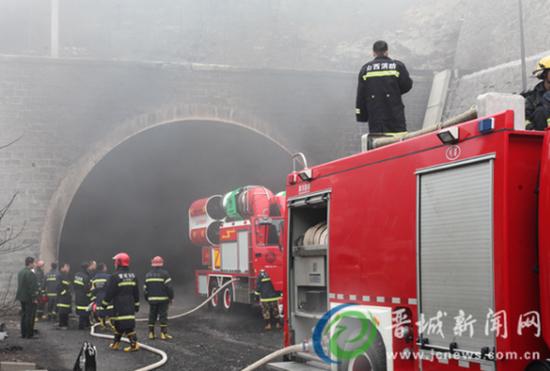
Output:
[288, 192, 330, 344]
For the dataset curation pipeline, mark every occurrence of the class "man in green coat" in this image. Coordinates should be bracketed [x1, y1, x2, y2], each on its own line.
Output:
[15, 257, 39, 339]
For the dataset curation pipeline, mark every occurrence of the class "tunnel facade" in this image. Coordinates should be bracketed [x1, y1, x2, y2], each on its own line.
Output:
[0, 55, 432, 296]
[57, 120, 292, 285]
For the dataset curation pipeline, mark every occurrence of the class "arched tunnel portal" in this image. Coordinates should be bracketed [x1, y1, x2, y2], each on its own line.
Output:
[40, 112, 294, 286]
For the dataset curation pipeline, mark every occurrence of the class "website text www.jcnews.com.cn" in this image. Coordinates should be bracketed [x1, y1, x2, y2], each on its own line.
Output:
[390, 349, 542, 362]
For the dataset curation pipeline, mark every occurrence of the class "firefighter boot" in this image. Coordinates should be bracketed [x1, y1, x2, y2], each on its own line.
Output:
[160, 327, 172, 340]
[264, 321, 272, 331]
[275, 320, 281, 329]
[148, 326, 155, 340]
[110, 333, 122, 350]
[109, 341, 121, 350]
[124, 333, 140, 352]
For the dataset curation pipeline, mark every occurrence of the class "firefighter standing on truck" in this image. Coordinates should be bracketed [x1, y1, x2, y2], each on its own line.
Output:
[523, 56, 550, 130]
[74, 261, 93, 330]
[144, 256, 174, 340]
[255, 269, 281, 331]
[91, 262, 113, 328]
[356, 40, 413, 134]
[56, 262, 72, 330]
[44, 262, 60, 321]
[102, 252, 140, 352]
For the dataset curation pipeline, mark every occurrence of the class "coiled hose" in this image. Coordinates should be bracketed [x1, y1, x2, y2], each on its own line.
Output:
[90, 278, 238, 370]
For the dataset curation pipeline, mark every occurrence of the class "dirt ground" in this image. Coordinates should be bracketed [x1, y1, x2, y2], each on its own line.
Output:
[0, 299, 283, 371]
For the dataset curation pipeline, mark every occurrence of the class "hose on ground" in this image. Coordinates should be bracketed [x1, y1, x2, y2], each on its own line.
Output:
[90, 323, 168, 371]
[90, 278, 238, 370]
[240, 341, 312, 371]
[136, 278, 238, 322]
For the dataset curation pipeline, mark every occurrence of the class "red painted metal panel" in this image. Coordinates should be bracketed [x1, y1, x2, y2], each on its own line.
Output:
[283, 111, 550, 370]
[539, 131, 550, 349]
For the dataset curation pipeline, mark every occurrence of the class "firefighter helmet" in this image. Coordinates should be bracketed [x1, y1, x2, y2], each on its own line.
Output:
[113, 252, 130, 268]
[533, 56, 550, 79]
[151, 256, 164, 267]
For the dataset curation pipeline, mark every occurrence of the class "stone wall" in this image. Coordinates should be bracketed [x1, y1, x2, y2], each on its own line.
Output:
[445, 50, 550, 118]
[0, 55, 432, 299]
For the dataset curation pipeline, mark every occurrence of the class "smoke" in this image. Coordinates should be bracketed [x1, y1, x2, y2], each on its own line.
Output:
[0, 0, 417, 70]
[1, 0, 547, 73]
[59, 122, 291, 286]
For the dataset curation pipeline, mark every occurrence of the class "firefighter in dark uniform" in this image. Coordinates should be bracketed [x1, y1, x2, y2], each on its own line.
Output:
[356, 40, 413, 134]
[34, 260, 47, 320]
[44, 262, 61, 321]
[255, 269, 281, 331]
[523, 56, 550, 130]
[73, 261, 93, 330]
[144, 256, 174, 340]
[103, 252, 140, 352]
[15, 257, 39, 339]
[56, 263, 72, 330]
[91, 262, 113, 328]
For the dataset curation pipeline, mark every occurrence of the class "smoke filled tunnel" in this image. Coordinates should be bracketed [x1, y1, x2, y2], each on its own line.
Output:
[58, 121, 292, 291]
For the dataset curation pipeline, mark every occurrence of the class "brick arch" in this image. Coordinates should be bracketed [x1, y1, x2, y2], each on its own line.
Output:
[39, 104, 293, 264]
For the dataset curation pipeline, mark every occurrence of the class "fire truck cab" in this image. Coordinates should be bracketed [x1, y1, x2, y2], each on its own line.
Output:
[271, 94, 550, 371]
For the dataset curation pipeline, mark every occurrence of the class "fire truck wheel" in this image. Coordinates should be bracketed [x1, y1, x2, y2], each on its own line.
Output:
[526, 361, 550, 371]
[336, 323, 386, 371]
[208, 281, 220, 310]
[222, 286, 233, 311]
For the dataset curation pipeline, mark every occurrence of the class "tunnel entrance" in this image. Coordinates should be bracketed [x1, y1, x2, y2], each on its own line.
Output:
[58, 121, 291, 288]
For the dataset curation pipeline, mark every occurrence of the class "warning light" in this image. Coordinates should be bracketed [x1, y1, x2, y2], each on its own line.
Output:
[478, 117, 495, 134]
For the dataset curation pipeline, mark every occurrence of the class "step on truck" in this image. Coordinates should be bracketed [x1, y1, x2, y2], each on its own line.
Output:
[189, 185, 286, 311]
[270, 94, 550, 371]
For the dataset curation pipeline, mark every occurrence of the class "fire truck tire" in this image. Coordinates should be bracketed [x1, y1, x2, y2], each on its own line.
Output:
[336, 325, 386, 371]
[222, 286, 233, 311]
[208, 281, 220, 310]
[526, 361, 550, 371]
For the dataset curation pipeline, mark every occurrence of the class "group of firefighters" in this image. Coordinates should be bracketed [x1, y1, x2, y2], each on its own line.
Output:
[16, 253, 175, 352]
[355, 41, 550, 134]
[16, 251, 282, 352]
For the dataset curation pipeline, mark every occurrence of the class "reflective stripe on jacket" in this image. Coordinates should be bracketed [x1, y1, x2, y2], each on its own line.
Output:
[356, 56, 413, 133]
[103, 267, 140, 323]
[56, 273, 72, 314]
[255, 275, 281, 302]
[144, 268, 174, 303]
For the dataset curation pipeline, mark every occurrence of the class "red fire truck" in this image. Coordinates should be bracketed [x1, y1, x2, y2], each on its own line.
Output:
[189, 185, 286, 311]
[272, 97, 550, 370]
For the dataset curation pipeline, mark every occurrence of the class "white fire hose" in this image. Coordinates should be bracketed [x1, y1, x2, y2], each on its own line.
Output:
[140, 278, 238, 321]
[90, 324, 168, 371]
[241, 340, 312, 371]
[89, 278, 238, 370]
